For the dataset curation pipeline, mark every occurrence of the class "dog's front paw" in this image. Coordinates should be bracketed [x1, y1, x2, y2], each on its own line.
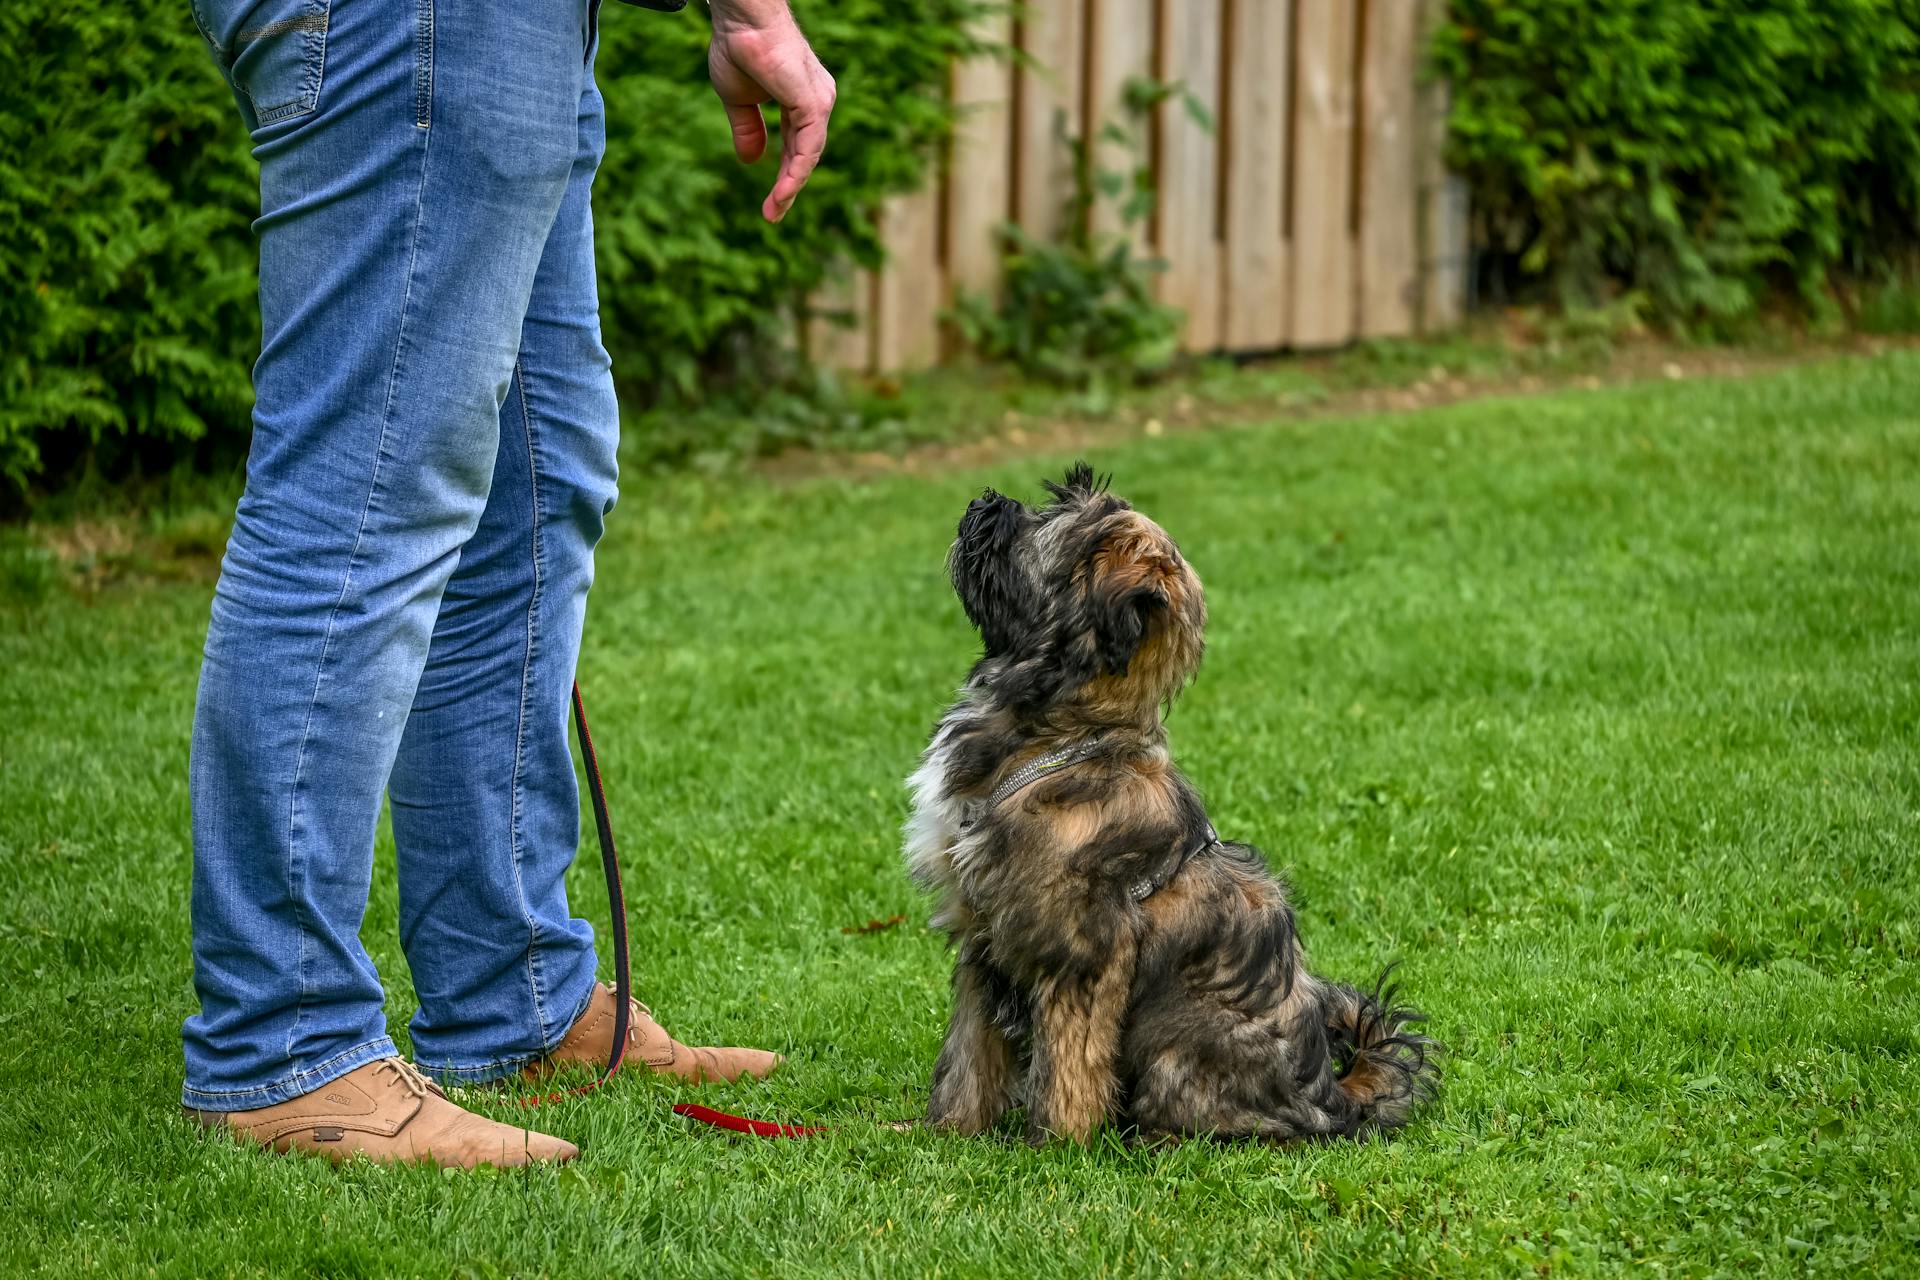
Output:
[925, 1096, 998, 1136]
[1025, 1113, 1097, 1147]
[926, 1048, 1016, 1135]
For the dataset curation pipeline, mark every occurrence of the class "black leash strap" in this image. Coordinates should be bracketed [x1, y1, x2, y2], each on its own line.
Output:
[555, 681, 825, 1137]
[570, 680, 631, 1083]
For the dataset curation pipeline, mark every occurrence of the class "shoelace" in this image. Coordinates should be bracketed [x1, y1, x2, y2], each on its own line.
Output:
[375, 1057, 442, 1101]
[606, 986, 655, 1046]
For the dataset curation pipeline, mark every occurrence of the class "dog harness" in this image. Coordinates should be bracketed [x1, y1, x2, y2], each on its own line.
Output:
[1132, 820, 1222, 903]
[961, 738, 1223, 902]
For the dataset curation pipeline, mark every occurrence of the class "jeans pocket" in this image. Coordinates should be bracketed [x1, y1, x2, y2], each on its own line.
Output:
[585, 0, 604, 65]
[193, 0, 334, 126]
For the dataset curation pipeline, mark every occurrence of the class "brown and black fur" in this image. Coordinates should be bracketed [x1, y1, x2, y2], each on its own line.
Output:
[904, 464, 1436, 1145]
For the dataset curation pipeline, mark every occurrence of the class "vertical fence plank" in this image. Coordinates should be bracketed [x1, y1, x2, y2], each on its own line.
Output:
[1086, 0, 1158, 247]
[1158, 0, 1224, 352]
[1421, 164, 1470, 331]
[872, 189, 943, 370]
[809, 267, 873, 373]
[1014, 0, 1086, 240]
[947, 10, 1016, 314]
[1417, 0, 1467, 331]
[1358, 0, 1419, 338]
[1221, 0, 1291, 350]
[947, 40, 1015, 297]
[1290, 0, 1358, 347]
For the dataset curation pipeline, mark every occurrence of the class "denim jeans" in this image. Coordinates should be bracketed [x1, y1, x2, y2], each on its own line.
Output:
[182, 0, 617, 1110]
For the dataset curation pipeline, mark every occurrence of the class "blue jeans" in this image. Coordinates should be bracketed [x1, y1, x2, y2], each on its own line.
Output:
[183, 0, 617, 1110]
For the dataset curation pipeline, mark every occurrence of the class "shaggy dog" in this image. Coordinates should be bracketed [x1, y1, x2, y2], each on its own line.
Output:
[904, 465, 1436, 1145]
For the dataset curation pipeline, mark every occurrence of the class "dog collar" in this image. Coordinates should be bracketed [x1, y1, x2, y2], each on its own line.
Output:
[959, 737, 1111, 833]
[985, 738, 1111, 808]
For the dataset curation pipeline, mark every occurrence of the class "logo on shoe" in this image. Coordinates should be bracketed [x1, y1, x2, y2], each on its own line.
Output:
[325, 1092, 351, 1105]
[312, 1126, 346, 1142]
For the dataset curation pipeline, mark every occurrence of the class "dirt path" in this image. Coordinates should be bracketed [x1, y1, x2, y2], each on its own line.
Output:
[759, 332, 1917, 486]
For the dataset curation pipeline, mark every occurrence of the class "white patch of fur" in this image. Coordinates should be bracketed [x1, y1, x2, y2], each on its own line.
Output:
[904, 722, 960, 891]
[905, 685, 1008, 937]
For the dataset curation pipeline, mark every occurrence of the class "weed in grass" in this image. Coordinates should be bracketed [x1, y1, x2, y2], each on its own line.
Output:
[1854, 273, 1920, 336]
[0, 532, 59, 606]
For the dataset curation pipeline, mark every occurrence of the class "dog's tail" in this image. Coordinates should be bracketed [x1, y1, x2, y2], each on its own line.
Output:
[1321, 967, 1438, 1133]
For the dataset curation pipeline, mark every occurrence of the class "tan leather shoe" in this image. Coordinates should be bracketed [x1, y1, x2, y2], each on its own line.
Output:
[526, 982, 782, 1084]
[188, 1057, 577, 1168]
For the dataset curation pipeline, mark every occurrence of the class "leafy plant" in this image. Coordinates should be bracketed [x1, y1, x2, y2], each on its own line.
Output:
[947, 77, 1192, 393]
[0, 531, 60, 606]
[1436, 0, 1920, 329]
[0, 6, 258, 504]
[1849, 263, 1920, 334]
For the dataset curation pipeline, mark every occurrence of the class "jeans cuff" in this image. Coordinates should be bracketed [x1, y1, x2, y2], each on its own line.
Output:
[545, 977, 599, 1052]
[414, 980, 601, 1087]
[414, 1052, 545, 1087]
[181, 1036, 399, 1112]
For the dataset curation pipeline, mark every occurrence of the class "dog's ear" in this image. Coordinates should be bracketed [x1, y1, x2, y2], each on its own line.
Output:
[950, 490, 1033, 654]
[1088, 579, 1169, 676]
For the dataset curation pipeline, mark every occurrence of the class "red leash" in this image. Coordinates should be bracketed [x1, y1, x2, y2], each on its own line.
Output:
[518, 681, 818, 1139]
[671, 1103, 825, 1138]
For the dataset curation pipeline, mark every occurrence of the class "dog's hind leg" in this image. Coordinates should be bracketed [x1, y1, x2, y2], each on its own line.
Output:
[927, 959, 1019, 1134]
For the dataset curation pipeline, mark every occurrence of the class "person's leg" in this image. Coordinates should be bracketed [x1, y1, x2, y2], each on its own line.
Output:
[183, 0, 599, 1112]
[387, 26, 617, 1082]
[388, 21, 782, 1088]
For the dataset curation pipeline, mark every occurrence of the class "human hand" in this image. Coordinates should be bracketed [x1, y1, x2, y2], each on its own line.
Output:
[708, 1, 836, 223]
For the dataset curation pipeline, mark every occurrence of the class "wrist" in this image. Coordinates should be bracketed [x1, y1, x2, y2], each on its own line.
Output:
[707, 0, 795, 35]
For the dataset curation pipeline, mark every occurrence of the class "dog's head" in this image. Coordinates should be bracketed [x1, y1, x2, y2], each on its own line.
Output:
[949, 463, 1206, 718]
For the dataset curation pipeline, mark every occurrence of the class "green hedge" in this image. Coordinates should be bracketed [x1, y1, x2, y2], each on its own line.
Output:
[1, 7, 258, 499]
[1435, 0, 1920, 324]
[0, 1, 974, 500]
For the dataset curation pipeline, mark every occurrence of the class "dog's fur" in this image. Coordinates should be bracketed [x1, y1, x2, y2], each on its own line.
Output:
[904, 464, 1436, 1144]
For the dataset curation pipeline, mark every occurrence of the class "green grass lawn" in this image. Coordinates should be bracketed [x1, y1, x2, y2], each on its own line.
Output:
[4, 354, 1918, 1277]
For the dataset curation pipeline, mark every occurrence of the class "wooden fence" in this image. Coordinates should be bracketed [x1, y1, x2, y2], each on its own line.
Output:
[808, 0, 1470, 373]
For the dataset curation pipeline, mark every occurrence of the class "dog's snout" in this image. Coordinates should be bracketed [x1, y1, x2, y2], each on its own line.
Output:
[960, 488, 1017, 525]
[955, 490, 1025, 555]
